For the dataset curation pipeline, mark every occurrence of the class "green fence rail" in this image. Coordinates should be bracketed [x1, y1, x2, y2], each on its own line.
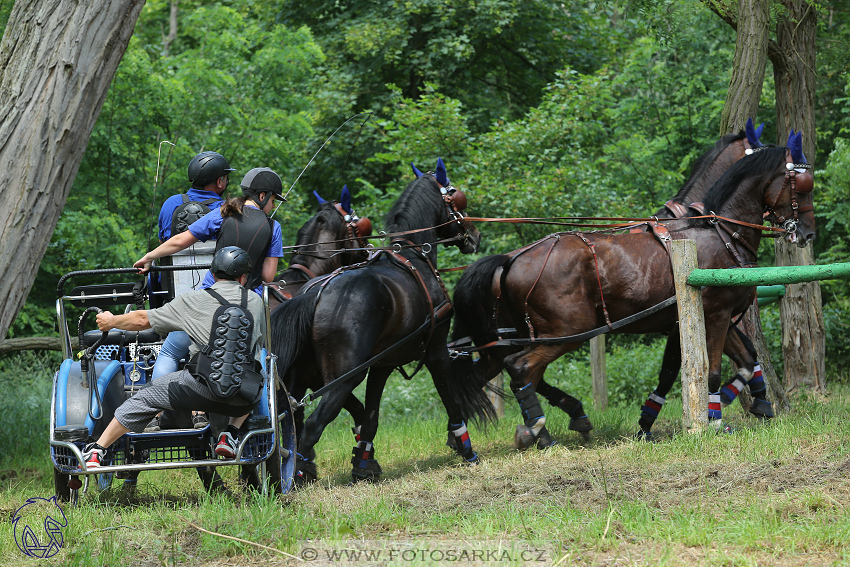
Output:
[688, 262, 850, 287]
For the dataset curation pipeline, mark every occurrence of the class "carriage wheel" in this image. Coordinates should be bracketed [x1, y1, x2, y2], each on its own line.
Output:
[265, 393, 297, 494]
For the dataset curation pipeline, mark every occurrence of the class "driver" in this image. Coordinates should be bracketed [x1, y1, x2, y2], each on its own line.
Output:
[81, 247, 266, 469]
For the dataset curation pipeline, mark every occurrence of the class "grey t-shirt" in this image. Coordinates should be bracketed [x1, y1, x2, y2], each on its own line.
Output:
[147, 280, 266, 359]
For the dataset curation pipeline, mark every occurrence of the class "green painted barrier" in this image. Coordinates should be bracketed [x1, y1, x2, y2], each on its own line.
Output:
[688, 262, 850, 287]
[757, 285, 785, 298]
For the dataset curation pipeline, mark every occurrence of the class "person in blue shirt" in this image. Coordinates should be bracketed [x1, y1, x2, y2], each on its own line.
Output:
[137, 167, 284, 293]
[158, 151, 235, 241]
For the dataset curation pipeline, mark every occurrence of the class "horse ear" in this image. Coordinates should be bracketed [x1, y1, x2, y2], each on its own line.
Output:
[793, 131, 808, 164]
[786, 130, 796, 149]
[435, 157, 450, 187]
[313, 191, 327, 205]
[411, 163, 424, 178]
[745, 118, 764, 148]
[340, 184, 352, 214]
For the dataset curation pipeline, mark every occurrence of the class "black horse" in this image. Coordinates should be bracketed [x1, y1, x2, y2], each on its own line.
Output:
[271, 166, 488, 484]
[450, 141, 814, 449]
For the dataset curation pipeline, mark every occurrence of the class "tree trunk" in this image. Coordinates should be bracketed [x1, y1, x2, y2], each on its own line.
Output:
[770, 1, 826, 395]
[719, 0, 770, 134]
[0, 335, 79, 356]
[0, 0, 144, 346]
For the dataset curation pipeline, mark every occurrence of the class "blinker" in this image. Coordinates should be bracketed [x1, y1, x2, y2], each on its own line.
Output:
[449, 188, 468, 211]
[356, 216, 373, 236]
[794, 171, 814, 194]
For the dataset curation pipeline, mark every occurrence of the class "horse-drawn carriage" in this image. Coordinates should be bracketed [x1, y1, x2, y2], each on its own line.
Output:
[49, 249, 296, 503]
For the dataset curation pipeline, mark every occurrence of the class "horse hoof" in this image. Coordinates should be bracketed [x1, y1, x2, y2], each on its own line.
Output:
[351, 459, 382, 483]
[514, 425, 536, 450]
[536, 427, 557, 449]
[464, 452, 480, 466]
[711, 421, 734, 435]
[569, 416, 594, 433]
[635, 430, 654, 442]
[749, 398, 774, 419]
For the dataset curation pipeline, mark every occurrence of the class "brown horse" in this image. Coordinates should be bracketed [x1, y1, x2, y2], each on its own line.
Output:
[450, 142, 814, 448]
[456, 125, 769, 439]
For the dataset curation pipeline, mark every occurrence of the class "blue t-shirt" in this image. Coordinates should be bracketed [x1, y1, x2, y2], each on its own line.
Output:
[188, 205, 284, 295]
[158, 188, 224, 241]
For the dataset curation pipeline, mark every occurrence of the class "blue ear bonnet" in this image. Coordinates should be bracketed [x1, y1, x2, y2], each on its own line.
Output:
[411, 163, 425, 178]
[787, 130, 808, 164]
[313, 190, 327, 205]
[435, 157, 450, 187]
[340, 185, 352, 214]
[745, 118, 765, 149]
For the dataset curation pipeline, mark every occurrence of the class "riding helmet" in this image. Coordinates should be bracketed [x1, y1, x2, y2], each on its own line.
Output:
[188, 151, 236, 188]
[211, 246, 253, 279]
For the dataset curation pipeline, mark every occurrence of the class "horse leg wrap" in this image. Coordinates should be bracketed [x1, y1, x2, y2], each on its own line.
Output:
[447, 422, 479, 464]
[747, 363, 774, 419]
[708, 392, 722, 421]
[719, 373, 748, 407]
[513, 384, 546, 449]
[295, 453, 318, 485]
[351, 441, 382, 483]
[352, 425, 362, 442]
[638, 390, 666, 434]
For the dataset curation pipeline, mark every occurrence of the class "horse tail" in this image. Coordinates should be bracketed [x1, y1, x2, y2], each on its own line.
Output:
[270, 292, 318, 379]
[449, 254, 514, 424]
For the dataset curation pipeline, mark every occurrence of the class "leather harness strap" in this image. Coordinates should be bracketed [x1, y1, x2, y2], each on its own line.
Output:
[574, 232, 613, 330]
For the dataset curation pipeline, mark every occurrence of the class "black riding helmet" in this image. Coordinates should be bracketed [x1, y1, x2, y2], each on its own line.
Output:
[211, 246, 253, 280]
[188, 151, 236, 188]
[240, 167, 283, 210]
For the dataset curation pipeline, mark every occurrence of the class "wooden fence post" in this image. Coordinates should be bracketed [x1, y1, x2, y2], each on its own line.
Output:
[671, 239, 708, 433]
[590, 335, 608, 411]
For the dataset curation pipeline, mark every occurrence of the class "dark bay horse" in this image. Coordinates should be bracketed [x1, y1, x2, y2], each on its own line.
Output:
[271, 169, 487, 484]
[454, 124, 769, 441]
[268, 186, 371, 309]
[450, 143, 815, 449]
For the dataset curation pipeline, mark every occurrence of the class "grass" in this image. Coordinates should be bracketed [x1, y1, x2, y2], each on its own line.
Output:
[1, 350, 849, 566]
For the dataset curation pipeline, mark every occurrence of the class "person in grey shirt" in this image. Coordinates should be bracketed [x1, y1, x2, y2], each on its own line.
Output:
[81, 247, 267, 468]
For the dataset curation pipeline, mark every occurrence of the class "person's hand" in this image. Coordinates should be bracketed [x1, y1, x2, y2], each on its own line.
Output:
[96, 311, 116, 332]
[134, 256, 153, 274]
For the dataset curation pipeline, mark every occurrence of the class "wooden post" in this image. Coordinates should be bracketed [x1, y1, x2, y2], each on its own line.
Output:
[671, 240, 708, 433]
[590, 335, 608, 411]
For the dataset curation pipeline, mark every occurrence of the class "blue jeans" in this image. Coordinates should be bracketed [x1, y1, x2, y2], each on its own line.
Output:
[152, 331, 192, 380]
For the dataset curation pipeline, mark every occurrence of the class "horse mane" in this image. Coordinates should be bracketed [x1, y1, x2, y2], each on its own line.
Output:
[383, 175, 445, 243]
[288, 201, 344, 267]
[702, 146, 787, 213]
[670, 131, 746, 202]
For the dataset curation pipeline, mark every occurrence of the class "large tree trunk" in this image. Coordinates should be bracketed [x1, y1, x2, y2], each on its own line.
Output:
[770, 1, 826, 395]
[719, 0, 770, 133]
[0, 0, 144, 346]
[716, 0, 790, 412]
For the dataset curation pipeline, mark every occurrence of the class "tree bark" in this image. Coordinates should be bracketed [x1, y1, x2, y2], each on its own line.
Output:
[719, 0, 770, 133]
[771, 1, 826, 395]
[0, 0, 145, 346]
[0, 335, 79, 356]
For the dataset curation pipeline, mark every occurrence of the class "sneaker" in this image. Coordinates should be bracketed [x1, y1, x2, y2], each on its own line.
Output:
[192, 412, 209, 429]
[214, 432, 238, 459]
[144, 415, 161, 432]
[82, 443, 105, 469]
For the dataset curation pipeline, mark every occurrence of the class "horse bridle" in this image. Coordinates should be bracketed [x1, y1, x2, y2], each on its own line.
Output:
[332, 201, 373, 250]
[427, 172, 472, 246]
[763, 153, 814, 234]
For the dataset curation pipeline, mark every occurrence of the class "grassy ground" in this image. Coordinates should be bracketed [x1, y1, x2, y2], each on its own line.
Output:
[1, 351, 849, 566]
